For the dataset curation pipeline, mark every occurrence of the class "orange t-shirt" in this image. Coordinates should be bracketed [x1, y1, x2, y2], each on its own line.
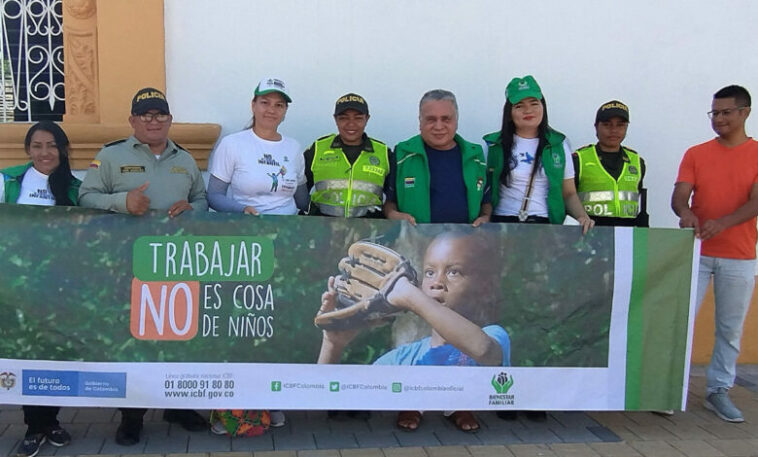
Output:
[676, 138, 758, 259]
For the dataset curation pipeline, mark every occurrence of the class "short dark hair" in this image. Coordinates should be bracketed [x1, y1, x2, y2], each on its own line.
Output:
[714, 85, 751, 107]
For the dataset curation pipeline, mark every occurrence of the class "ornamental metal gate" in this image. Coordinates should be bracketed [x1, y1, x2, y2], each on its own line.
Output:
[0, 0, 64, 122]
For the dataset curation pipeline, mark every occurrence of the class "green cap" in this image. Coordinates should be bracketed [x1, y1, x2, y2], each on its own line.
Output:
[505, 75, 543, 104]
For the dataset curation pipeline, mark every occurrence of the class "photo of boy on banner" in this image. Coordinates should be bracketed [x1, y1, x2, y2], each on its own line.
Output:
[316, 230, 510, 367]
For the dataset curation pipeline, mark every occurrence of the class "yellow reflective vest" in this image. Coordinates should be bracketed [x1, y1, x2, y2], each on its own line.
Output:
[310, 134, 389, 218]
[576, 144, 641, 218]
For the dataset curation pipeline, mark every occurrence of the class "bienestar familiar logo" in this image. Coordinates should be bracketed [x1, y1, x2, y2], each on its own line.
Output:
[489, 371, 514, 406]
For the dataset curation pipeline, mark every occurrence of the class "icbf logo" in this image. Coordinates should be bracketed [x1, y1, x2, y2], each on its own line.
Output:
[0, 371, 16, 390]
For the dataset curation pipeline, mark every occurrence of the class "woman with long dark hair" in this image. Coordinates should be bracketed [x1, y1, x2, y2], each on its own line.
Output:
[0, 121, 79, 457]
[483, 76, 593, 422]
[484, 75, 593, 232]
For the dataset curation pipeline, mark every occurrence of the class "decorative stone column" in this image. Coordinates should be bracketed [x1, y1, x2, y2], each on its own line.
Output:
[0, 0, 219, 169]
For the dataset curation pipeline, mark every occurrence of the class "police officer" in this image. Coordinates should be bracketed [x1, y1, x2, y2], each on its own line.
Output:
[572, 100, 649, 227]
[303, 93, 389, 218]
[79, 87, 208, 445]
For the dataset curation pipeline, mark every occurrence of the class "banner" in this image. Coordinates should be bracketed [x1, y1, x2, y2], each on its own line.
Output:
[0, 205, 697, 411]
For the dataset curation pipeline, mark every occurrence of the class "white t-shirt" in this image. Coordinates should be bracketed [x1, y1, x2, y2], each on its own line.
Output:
[209, 129, 305, 215]
[14, 167, 56, 206]
[491, 135, 574, 217]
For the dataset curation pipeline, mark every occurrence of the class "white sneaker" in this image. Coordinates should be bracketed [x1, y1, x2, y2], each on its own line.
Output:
[270, 410, 286, 427]
[210, 420, 228, 435]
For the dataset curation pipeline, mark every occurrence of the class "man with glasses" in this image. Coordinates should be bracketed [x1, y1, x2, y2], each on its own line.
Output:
[573, 100, 649, 227]
[79, 87, 208, 444]
[672, 85, 758, 423]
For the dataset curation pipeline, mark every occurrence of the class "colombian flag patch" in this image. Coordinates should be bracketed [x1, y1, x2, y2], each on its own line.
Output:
[89, 160, 101, 169]
[404, 177, 415, 188]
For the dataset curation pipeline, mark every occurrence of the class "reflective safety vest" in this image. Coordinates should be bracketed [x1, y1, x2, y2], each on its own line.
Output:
[310, 134, 389, 217]
[576, 144, 641, 218]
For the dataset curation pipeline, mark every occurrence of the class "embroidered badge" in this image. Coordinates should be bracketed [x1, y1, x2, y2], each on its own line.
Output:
[89, 160, 101, 169]
[120, 165, 146, 173]
[404, 177, 415, 188]
[170, 166, 188, 174]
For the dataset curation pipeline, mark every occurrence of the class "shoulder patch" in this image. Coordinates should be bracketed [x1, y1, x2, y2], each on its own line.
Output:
[623, 145, 638, 154]
[104, 139, 127, 147]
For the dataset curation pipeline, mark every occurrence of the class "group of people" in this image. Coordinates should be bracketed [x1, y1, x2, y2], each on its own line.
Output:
[2, 76, 756, 455]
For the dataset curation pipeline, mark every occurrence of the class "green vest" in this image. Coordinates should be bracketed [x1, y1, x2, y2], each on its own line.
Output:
[2, 162, 80, 204]
[310, 134, 389, 217]
[394, 134, 486, 224]
[483, 128, 567, 224]
[575, 144, 641, 218]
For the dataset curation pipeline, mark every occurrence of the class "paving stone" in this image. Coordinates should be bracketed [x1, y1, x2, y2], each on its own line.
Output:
[167, 453, 209, 457]
[296, 450, 341, 457]
[705, 439, 758, 457]
[187, 432, 231, 453]
[666, 439, 725, 457]
[466, 444, 514, 457]
[473, 428, 522, 445]
[253, 451, 297, 457]
[57, 423, 105, 456]
[72, 408, 117, 423]
[325, 420, 371, 434]
[424, 445, 471, 457]
[511, 427, 562, 445]
[586, 426, 621, 443]
[549, 443, 601, 457]
[587, 412, 640, 428]
[143, 425, 188, 454]
[549, 426, 603, 443]
[312, 432, 358, 450]
[230, 434, 274, 452]
[0, 436, 20, 457]
[588, 442, 643, 457]
[367, 412, 400, 432]
[549, 412, 601, 428]
[507, 443, 558, 456]
[626, 440, 684, 457]
[659, 424, 718, 441]
[382, 447, 430, 457]
[288, 419, 330, 434]
[339, 448, 385, 457]
[393, 431, 441, 447]
[433, 429, 481, 446]
[271, 431, 316, 451]
[699, 423, 754, 440]
[604, 425, 639, 442]
[121, 454, 164, 457]
[354, 431, 399, 448]
[0, 409, 24, 424]
[623, 424, 679, 441]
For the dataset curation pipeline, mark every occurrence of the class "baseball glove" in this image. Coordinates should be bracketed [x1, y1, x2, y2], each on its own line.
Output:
[314, 241, 418, 330]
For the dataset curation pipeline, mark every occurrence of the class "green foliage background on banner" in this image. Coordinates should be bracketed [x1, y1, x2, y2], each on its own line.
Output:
[0, 205, 614, 367]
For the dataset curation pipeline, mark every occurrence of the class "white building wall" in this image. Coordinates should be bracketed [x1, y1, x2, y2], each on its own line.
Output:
[164, 0, 758, 228]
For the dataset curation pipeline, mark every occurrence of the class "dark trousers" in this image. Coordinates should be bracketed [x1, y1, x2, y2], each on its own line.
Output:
[22, 406, 60, 434]
[119, 408, 148, 423]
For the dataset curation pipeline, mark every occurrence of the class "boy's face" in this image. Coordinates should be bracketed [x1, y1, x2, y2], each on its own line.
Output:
[421, 238, 480, 312]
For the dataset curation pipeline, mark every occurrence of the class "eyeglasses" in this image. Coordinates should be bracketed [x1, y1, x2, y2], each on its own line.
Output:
[707, 107, 746, 119]
[138, 113, 171, 123]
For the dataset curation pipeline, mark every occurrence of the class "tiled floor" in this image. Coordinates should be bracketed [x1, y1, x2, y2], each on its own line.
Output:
[1, 365, 757, 457]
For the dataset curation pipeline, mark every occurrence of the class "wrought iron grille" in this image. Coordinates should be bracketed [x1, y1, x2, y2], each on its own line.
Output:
[0, 0, 64, 122]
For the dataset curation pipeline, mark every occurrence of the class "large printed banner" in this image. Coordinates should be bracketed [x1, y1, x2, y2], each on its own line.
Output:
[0, 205, 697, 411]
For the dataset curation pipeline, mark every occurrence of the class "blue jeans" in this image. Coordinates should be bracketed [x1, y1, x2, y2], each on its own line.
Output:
[695, 255, 756, 393]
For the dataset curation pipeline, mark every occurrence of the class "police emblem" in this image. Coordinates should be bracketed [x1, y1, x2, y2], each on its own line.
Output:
[628, 166, 638, 174]
[369, 156, 380, 166]
[0, 371, 16, 390]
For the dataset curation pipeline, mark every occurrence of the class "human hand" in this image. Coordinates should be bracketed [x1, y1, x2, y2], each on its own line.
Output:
[243, 206, 259, 215]
[386, 276, 417, 310]
[168, 200, 192, 218]
[126, 182, 150, 216]
[699, 218, 727, 240]
[678, 210, 700, 237]
[577, 214, 595, 235]
[387, 209, 416, 226]
[472, 214, 490, 227]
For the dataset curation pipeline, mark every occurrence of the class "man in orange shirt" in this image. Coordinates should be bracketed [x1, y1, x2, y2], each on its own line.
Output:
[672, 85, 758, 423]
